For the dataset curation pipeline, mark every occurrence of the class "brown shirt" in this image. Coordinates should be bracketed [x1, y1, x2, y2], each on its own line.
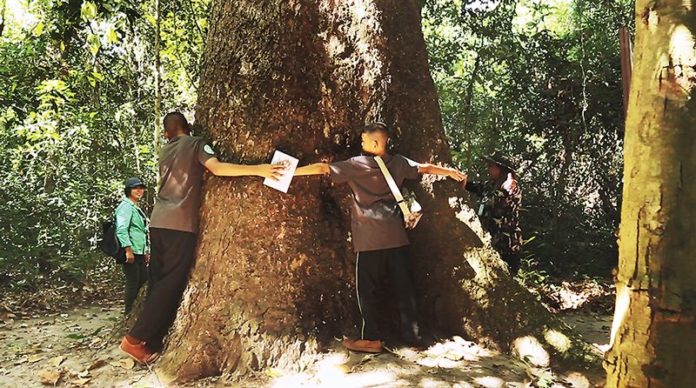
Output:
[330, 154, 420, 252]
[149, 135, 215, 233]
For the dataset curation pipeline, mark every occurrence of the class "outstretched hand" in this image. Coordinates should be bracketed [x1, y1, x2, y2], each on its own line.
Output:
[257, 163, 287, 181]
[449, 169, 468, 183]
[502, 173, 517, 192]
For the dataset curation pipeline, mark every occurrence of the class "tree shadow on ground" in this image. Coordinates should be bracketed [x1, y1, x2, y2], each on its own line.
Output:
[266, 334, 603, 387]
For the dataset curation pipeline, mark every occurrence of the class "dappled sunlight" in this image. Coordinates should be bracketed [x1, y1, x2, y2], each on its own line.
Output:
[513, 0, 573, 35]
[268, 350, 400, 387]
[448, 197, 507, 280]
[648, 8, 660, 33]
[348, 0, 368, 22]
[563, 371, 592, 388]
[1, 0, 627, 385]
[511, 336, 550, 367]
[417, 356, 460, 369]
[536, 280, 613, 311]
[473, 375, 506, 388]
[314, 353, 351, 383]
[0, 306, 606, 386]
[127, 373, 167, 388]
[270, 361, 397, 388]
[420, 336, 494, 365]
[596, 342, 611, 353]
[609, 284, 630, 348]
[664, 24, 696, 100]
[261, 332, 604, 386]
[561, 313, 612, 355]
[465, 0, 500, 13]
[5, 0, 39, 31]
[270, 372, 314, 387]
[265, 336, 536, 387]
[670, 25, 696, 67]
[419, 376, 475, 388]
[450, 197, 488, 244]
[543, 329, 572, 353]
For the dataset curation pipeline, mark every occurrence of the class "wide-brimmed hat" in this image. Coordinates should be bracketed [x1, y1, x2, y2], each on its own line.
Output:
[482, 153, 517, 174]
[125, 177, 146, 189]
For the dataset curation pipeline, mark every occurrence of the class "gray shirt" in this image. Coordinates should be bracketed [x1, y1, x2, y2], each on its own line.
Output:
[149, 135, 215, 233]
[330, 154, 420, 252]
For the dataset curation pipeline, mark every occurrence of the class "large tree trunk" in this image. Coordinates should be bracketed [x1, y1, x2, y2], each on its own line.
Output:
[604, 1, 696, 387]
[157, 0, 598, 382]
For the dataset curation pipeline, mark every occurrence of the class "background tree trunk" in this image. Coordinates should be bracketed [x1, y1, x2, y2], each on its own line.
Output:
[604, 1, 696, 387]
[153, 0, 162, 155]
[158, 0, 598, 382]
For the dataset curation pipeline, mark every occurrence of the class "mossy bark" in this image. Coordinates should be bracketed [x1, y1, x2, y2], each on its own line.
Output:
[604, 1, 696, 387]
[157, 0, 598, 382]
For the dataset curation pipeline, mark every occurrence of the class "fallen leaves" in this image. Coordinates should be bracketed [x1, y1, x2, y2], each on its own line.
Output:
[88, 359, 106, 371]
[73, 377, 91, 386]
[121, 358, 135, 370]
[28, 354, 45, 363]
[14, 356, 28, 365]
[110, 358, 135, 370]
[72, 370, 91, 379]
[49, 355, 66, 367]
[264, 367, 283, 378]
[0, 260, 121, 318]
[37, 368, 62, 385]
[0, 292, 143, 387]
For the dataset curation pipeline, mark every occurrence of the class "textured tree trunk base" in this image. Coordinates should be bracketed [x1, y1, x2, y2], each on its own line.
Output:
[603, 1, 696, 386]
[153, 0, 601, 382]
[108, 289, 145, 341]
[156, 178, 600, 383]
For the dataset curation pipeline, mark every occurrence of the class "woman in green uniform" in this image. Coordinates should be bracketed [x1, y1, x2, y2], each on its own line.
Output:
[115, 177, 149, 314]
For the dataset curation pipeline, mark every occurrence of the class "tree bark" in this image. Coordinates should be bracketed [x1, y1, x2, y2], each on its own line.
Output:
[157, 0, 598, 382]
[153, 0, 162, 154]
[604, 1, 696, 387]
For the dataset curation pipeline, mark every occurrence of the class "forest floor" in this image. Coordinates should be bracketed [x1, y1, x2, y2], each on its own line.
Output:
[0, 272, 613, 388]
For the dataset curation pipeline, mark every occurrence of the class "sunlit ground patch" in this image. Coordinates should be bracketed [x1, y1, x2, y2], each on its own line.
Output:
[543, 329, 571, 353]
[562, 371, 591, 388]
[473, 375, 506, 388]
[511, 335, 550, 367]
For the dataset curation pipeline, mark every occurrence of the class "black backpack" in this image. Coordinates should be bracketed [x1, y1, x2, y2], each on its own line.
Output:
[98, 217, 126, 263]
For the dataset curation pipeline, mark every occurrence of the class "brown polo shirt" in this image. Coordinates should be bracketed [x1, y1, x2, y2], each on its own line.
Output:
[149, 135, 215, 233]
[330, 154, 420, 252]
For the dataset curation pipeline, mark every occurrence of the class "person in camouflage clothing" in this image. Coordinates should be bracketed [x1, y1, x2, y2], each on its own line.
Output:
[464, 153, 523, 274]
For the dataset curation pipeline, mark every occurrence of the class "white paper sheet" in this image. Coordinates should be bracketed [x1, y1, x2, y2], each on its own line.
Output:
[263, 150, 298, 193]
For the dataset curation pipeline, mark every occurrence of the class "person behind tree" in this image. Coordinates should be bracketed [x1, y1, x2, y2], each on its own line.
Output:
[294, 122, 467, 353]
[464, 153, 523, 275]
[119, 111, 286, 363]
[115, 177, 150, 315]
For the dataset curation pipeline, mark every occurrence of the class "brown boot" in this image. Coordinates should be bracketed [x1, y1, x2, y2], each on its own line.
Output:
[120, 336, 158, 364]
[342, 338, 384, 353]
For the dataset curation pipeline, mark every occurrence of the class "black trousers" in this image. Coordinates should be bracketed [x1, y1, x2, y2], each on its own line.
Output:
[492, 238, 521, 275]
[130, 228, 197, 351]
[122, 254, 147, 315]
[502, 252, 521, 275]
[356, 246, 419, 343]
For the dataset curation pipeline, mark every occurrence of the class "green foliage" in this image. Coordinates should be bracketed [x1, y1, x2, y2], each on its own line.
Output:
[423, 0, 634, 276]
[0, 0, 209, 288]
[0, 0, 632, 288]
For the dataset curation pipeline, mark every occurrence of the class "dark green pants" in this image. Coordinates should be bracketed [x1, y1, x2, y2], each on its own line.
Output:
[122, 254, 147, 315]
